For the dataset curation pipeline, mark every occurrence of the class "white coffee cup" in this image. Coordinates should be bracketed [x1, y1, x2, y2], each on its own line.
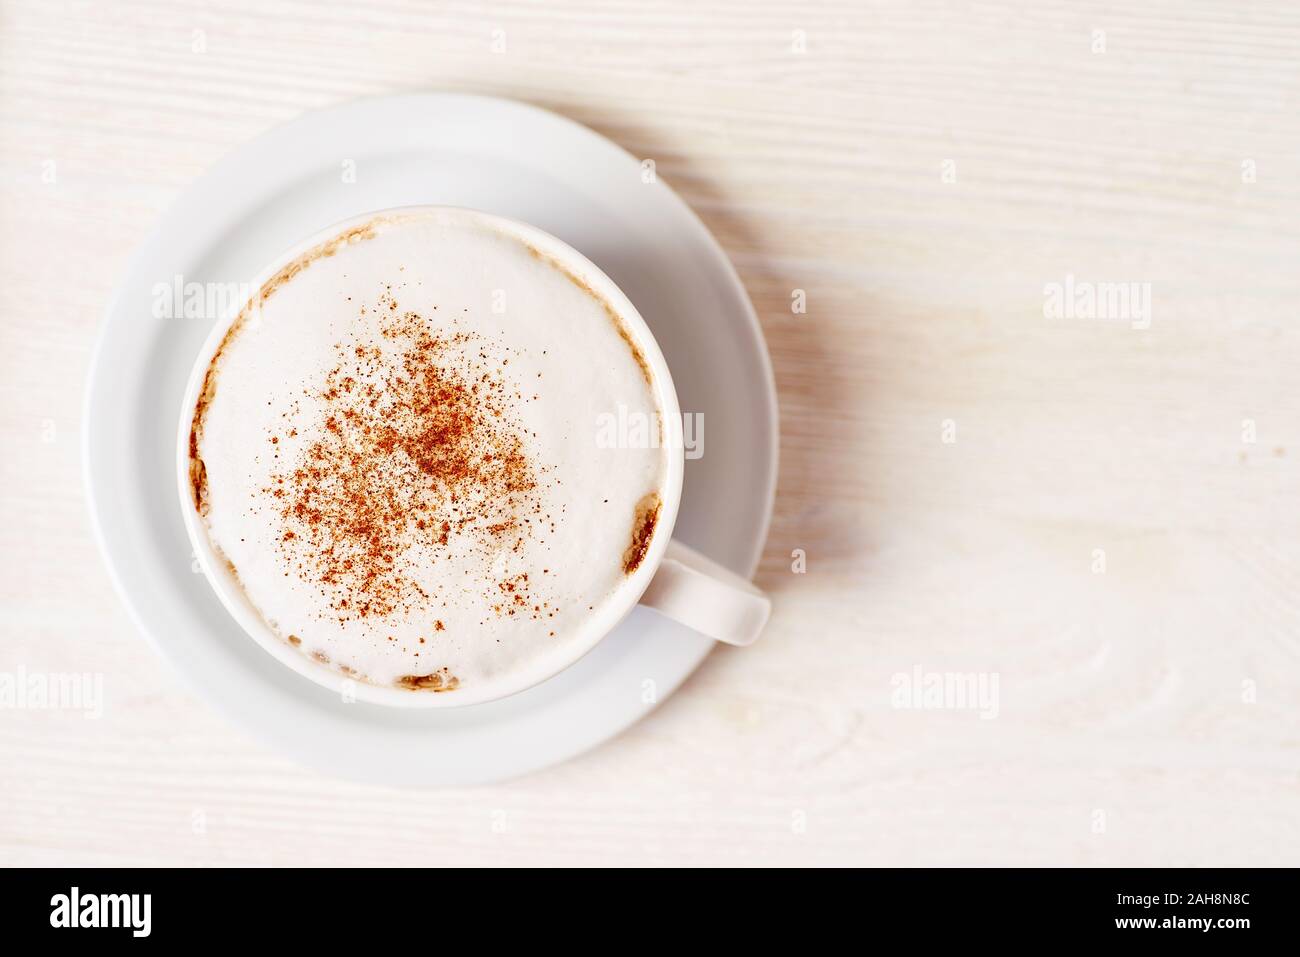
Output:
[177, 206, 770, 708]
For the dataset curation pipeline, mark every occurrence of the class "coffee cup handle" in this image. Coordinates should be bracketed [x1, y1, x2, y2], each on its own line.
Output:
[637, 539, 771, 646]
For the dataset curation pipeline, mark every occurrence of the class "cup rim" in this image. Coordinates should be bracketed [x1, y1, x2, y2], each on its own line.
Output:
[175, 204, 685, 709]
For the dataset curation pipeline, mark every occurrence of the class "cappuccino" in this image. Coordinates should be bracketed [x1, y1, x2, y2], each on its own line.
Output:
[187, 210, 668, 697]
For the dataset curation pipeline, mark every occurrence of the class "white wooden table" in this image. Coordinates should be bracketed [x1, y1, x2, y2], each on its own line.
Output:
[3, 0, 1299, 866]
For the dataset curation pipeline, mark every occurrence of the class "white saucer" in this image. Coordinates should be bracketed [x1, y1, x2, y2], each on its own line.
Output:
[84, 93, 778, 787]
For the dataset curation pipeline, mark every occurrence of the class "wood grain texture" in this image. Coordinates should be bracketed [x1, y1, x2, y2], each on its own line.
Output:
[3, 0, 1300, 866]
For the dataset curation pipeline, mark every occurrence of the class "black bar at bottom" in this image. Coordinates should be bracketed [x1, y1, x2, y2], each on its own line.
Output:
[0, 867, 1291, 943]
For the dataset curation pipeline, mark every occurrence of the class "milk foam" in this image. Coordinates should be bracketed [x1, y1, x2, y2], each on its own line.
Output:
[192, 212, 667, 695]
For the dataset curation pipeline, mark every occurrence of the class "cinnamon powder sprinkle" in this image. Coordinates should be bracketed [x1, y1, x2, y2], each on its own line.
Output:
[261, 296, 552, 630]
